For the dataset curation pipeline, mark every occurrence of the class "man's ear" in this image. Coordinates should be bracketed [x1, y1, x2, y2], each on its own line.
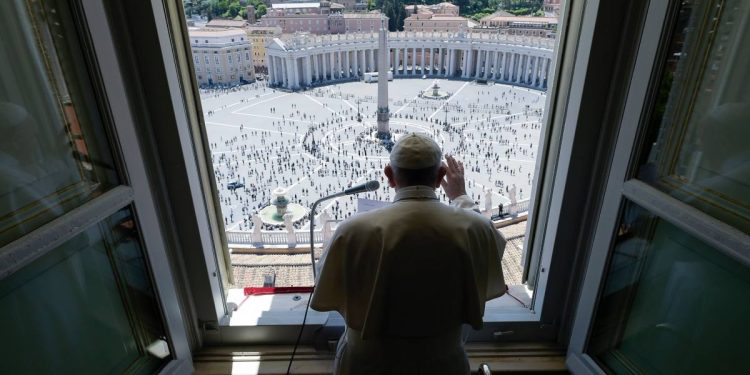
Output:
[435, 165, 448, 188]
[384, 164, 397, 188]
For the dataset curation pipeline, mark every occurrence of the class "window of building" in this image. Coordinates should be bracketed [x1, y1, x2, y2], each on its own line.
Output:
[228, 54, 232, 63]
[215, 56, 219, 64]
[178, 0, 569, 339]
[40, 1, 713, 367]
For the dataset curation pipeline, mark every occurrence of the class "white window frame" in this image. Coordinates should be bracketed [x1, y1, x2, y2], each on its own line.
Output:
[148, 0, 612, 345]
[566, 0, 750, 373]
[0, 0, 193, 372]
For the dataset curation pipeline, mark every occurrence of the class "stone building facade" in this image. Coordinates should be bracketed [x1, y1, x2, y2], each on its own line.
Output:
[189, 28, 255, 87]
[266, 31, 554, 91]
[258, 2, 379, 34]
[478, 13, 558, 38]
[403, 13, 476, 33]
[245, 25, 282, 74]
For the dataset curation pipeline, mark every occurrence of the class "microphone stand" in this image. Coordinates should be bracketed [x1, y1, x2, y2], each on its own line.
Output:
[308, 192, 344, 279]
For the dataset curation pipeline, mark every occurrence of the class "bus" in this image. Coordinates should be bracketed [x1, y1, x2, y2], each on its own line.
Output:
[363, 71, 394, 83]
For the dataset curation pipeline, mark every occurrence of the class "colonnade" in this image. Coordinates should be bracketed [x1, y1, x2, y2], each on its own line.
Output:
[267, 33, 553, 91]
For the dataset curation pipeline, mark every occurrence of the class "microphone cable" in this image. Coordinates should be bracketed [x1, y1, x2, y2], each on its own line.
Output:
[286, 284, 315, 375]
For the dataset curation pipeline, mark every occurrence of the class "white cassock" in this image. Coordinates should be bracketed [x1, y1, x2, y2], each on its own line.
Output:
[311, 185, 506, 375]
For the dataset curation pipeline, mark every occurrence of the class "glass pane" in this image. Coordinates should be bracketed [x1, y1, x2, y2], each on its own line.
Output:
[587, 201, 750, 374]
[637, 0, 750, 233]
[0, 0, 119, 246]
[0, 207, 170, 374]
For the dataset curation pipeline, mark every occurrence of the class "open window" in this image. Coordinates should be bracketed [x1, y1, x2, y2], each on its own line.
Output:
[165, 0, 594, 345]
[568, 0, 750, 373]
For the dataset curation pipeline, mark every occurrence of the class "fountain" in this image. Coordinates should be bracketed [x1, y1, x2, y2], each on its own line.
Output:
[420, 80, 451, 100]
[258, 187, 307, 226]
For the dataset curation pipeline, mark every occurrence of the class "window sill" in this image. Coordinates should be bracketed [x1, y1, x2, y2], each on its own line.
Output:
[192, 342, 567, 374]
[224, 284, 536, 327]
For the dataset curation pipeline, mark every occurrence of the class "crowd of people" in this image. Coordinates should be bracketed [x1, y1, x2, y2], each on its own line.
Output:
[201, 81, 545, 234]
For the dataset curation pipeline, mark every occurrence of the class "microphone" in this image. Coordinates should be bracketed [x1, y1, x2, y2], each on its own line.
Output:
[309, 180, 380, 279]
[344, 180, 380, 195]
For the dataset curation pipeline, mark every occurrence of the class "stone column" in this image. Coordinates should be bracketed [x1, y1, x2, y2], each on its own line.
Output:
[310, 54, 316, 82]
[526, 55, 533, 85]
[448, 49, 455, 77]
[470, 50, 477, 78]
[333, 52, 339, 79]
[503, 52, 513, 82]
[460, 50, 467, 78]
[336, 51, 346, 78]
[411, 47, 416, 75]
[353, 50, 358, 77]
[427, 48, 432, 74]
[476, 50, 484, 79]
[403, 48, 407, 74]
[274, 56, 281, 85]
[420, 48, 425, 75]
[394, 48, 400, 75]
[292, 57, 300, 89]
[281, 57, 288, 88]
[482, 51, 492, 79]
[305, 56, 312, 85]
[315, 53, 326, 81]
[438, 47, 444, 76]
[493, 51, 501, 80]
[267, 55, 275, 84]
[360, 49, 366, 75]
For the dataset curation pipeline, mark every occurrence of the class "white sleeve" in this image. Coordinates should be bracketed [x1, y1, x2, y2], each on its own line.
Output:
[451, 194, 478, 211]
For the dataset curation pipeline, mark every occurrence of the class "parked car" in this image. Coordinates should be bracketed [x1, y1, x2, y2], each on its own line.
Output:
[227, 181, 244, 190]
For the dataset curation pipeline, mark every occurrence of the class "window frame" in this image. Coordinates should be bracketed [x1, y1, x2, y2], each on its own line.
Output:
[566, 0, 750, 372]
[0, 0, 193, 372]
[141, 0, 618, 347]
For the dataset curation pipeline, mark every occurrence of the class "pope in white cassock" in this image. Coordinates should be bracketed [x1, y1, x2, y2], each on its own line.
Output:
[311, 133, 507, 375]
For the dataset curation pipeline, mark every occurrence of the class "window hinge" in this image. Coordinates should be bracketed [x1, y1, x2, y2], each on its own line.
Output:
[200, 320, 220, 333]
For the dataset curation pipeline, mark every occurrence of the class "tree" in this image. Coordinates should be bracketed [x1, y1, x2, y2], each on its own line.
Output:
[380, 0, 407, 31]
[255, 4, 267, 19]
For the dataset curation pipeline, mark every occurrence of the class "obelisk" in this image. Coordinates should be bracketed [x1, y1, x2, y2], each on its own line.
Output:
[376, 15, 390, 137]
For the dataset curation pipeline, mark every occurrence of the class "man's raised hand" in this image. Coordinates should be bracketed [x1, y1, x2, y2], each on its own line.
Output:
[441, 155, 467, 200]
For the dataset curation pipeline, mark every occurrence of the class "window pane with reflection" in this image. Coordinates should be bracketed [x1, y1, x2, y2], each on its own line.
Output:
[0, 207, 170, 374]
[0, 0, 118, 246]
[637, 0, 750, 233]
[587, 201, 750, 374]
